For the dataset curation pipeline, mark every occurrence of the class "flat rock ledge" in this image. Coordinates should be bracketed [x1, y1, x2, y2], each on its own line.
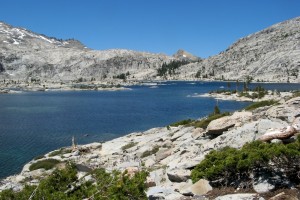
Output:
[1, 97, 300, 199]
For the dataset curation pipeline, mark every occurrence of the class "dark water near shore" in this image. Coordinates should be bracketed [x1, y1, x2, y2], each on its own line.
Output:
[0, 81, 299, 179]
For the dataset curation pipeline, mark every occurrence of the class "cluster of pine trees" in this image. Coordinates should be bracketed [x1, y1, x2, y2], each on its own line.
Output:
[157, 60, 190, 77]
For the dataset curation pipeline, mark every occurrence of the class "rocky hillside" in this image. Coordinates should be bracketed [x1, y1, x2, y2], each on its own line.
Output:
[0, 21, 174, 82]
[174, 17, 300, 83]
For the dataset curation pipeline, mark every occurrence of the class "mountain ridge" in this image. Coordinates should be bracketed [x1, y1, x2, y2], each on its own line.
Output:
[0, 21, 175, 81]
[174, 16, 300, 83]
[0, 17, 300, 83]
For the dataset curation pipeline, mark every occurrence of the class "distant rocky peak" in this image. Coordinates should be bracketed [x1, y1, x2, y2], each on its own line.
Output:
[63, 39, 87, 49]
[0, 21, 86, 49]
[173, 49, 201, 62]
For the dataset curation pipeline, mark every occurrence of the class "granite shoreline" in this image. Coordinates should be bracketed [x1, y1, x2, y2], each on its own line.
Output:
[0, 93, 299, 199]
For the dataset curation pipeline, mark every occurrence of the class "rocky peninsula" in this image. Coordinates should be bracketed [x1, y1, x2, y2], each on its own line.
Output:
[1, 93, 299, 199]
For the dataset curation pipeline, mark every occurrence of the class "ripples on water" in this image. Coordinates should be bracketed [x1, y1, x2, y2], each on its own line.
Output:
[0, 81, 299, 178]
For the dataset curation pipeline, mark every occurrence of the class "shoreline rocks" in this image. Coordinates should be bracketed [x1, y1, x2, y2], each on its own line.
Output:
[198, 91, 294, 102]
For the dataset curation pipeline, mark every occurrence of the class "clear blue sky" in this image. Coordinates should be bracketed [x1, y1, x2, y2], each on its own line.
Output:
[1, 0, 299, 58]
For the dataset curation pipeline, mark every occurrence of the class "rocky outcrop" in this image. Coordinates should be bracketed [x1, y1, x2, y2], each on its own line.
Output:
[190, 179, 212, 196]
[167, 169, 191, 182]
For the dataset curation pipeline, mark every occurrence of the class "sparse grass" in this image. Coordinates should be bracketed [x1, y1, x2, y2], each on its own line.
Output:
[121, 142, 138, 151]
[169, 119, 195, 127]
[191, 112, 231, 129]
[244, 100, 278, 111]
[29, 159, 60, 171]
[48, 148, 72, 157]
[33, 155, 45, 160]
[292, 91, 300, 98]
[141, 146, 160, 158]
[167, 106, 230, 130]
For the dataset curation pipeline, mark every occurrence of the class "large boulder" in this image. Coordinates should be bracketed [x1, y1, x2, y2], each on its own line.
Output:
[206, 111, 252, 136]
[190, 179, 212, 195]
[167, 169, 191, 182]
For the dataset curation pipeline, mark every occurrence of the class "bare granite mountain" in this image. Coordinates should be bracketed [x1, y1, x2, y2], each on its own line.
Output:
[0, 21, 173, 82]
[175, 17, 300, 83]
[0, 16, 300, 83]
[173, 49, 201, 62]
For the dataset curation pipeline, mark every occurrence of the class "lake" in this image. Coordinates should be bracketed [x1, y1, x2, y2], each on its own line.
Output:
[0, 81, 299, 179]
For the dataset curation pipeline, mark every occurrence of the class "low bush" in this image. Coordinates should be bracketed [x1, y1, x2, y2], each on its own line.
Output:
[244, 100, 277, 111]
[121, 142, 138, 151]
[191, 137, 300, 188]
[141, 146, 160, 158]
[48, 148, 72, 157]
[169, 119, 194, 127]
[29, 159, 60, 171]
[0, 163, 148, 199]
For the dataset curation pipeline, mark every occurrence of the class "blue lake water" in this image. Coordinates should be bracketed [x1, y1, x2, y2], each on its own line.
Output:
[0, 81, 299, 179]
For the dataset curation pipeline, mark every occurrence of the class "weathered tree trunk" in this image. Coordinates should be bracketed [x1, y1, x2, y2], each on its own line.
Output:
[259, 126, 297, 142]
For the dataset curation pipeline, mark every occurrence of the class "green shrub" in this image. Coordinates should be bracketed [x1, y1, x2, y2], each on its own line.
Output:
[169, 119, 194, 127]
[213, 105, 220, 115]
[91, 168, 148, 199]
[191, 137, 300, 187]
[113, 73, 127, 80]
[121, 142, 138, 151]
[29, 159, 60, 171]
[191, 112, 230, 129]
[244, 100, 277, 111]
[141, 146, 160, 158]
[0, 163, 148, 199]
